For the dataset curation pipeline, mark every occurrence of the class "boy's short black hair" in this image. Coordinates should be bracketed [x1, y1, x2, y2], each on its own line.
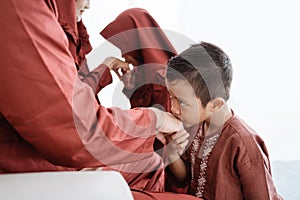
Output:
[166, 42, 233, 107]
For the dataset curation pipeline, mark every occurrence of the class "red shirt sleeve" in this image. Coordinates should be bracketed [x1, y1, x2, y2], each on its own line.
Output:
[0, 0, 158, 168]
[78, 60, 113, 94]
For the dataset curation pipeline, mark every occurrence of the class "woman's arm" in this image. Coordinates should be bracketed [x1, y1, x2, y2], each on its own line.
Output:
[0, 0, 185, 168]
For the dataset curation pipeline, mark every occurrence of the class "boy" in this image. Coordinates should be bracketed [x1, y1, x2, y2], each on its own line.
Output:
[164, 42, 282, 199]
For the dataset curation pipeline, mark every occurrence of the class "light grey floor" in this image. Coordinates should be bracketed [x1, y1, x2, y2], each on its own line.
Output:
[272, 161, 300, 200]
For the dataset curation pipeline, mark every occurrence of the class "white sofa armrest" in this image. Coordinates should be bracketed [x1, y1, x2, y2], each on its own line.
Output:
[0, 171, 133, 200]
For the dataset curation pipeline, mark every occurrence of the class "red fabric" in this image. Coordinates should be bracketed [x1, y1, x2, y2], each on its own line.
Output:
[78, 62, 112, 95]
[0, 114, 76, 173]
[132, 190, 201, 200]
[77, 21, 93, 57]
[0, 0, 161, 180]
[102, 153, 165, 192]
[55, 0, 92, 67]
[166, 112, 283, 199]
[100, 8, 177, 111]
[55, 0, 79, 66]
[55, 0, 111, 95]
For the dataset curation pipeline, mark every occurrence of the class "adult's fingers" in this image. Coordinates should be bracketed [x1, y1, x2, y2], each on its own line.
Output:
[159, 113, 184, 133]
[112, 68, 122, 79]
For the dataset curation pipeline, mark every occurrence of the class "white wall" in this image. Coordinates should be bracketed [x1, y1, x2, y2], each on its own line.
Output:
[83, 0, 300, 161]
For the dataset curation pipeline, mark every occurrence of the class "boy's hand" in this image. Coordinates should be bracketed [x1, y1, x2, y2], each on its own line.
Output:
[165, 130, 189, 158]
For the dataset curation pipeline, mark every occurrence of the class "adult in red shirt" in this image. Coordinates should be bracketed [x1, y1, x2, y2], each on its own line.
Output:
[1, 0, 182, 173]
[57, 0, 126, 96]
[56, 2, 168, 191]
[0, 0, 205, 199]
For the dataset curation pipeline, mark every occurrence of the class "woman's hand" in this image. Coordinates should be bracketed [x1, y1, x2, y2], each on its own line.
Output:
[103, 57, 130, 78]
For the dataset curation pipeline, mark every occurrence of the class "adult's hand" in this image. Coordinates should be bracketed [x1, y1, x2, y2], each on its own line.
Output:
[103, 57, 130, 78]
[149, 107, 185, 134]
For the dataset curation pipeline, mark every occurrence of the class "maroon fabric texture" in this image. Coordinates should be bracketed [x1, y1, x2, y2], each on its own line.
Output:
[55, 0, 92, 67]
[100, 8, 177, 111]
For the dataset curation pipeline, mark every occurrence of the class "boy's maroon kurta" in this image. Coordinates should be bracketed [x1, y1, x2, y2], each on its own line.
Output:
[166, 112, 283, 199]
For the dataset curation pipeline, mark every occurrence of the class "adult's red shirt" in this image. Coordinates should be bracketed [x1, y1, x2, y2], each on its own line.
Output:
[0, 0, 159, 173]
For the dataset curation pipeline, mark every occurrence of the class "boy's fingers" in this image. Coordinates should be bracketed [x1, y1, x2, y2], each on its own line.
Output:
[177, 140, 189, 155]
[173, 130, 189, 141]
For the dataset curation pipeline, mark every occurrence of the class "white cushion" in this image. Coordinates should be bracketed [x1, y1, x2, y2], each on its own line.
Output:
[0, 171, 133, 200]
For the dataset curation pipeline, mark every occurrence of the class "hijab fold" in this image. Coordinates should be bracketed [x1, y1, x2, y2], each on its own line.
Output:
[55, 0, 92, 67]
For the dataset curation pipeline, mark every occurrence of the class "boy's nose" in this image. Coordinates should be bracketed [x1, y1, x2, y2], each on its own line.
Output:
[171, 102, 181, 117]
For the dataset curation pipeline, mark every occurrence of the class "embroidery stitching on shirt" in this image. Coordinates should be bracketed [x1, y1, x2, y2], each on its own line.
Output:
[190, 126, 220, 198]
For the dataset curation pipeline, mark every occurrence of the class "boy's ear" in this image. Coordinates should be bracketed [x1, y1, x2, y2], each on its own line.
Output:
[209, 98, 225, 111]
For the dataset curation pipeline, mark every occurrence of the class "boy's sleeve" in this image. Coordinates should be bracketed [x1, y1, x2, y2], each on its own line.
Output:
[238, 148, 283, 200]
[165, 152, 191, 194]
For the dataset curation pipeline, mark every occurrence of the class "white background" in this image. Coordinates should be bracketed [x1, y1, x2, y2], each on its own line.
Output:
[83, 0, 300, 162]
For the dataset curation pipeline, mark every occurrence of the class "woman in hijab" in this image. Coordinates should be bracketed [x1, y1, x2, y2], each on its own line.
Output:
[56, 0, 128, 96]
[100, 8, 177, 112]
[97, 7, 179, 192]
[54, 2, 166, 192]
[0, 1, 203, 199]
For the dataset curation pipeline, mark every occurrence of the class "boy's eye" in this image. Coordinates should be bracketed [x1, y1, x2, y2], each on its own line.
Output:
[170, 95, 187, 106]
[178, 99, 187, 106]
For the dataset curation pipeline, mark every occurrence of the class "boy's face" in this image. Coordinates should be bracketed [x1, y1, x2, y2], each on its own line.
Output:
[166, 79, 210, 128]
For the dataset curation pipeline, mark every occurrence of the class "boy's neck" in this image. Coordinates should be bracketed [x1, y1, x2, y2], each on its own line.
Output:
[203, 105, 232, 136]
